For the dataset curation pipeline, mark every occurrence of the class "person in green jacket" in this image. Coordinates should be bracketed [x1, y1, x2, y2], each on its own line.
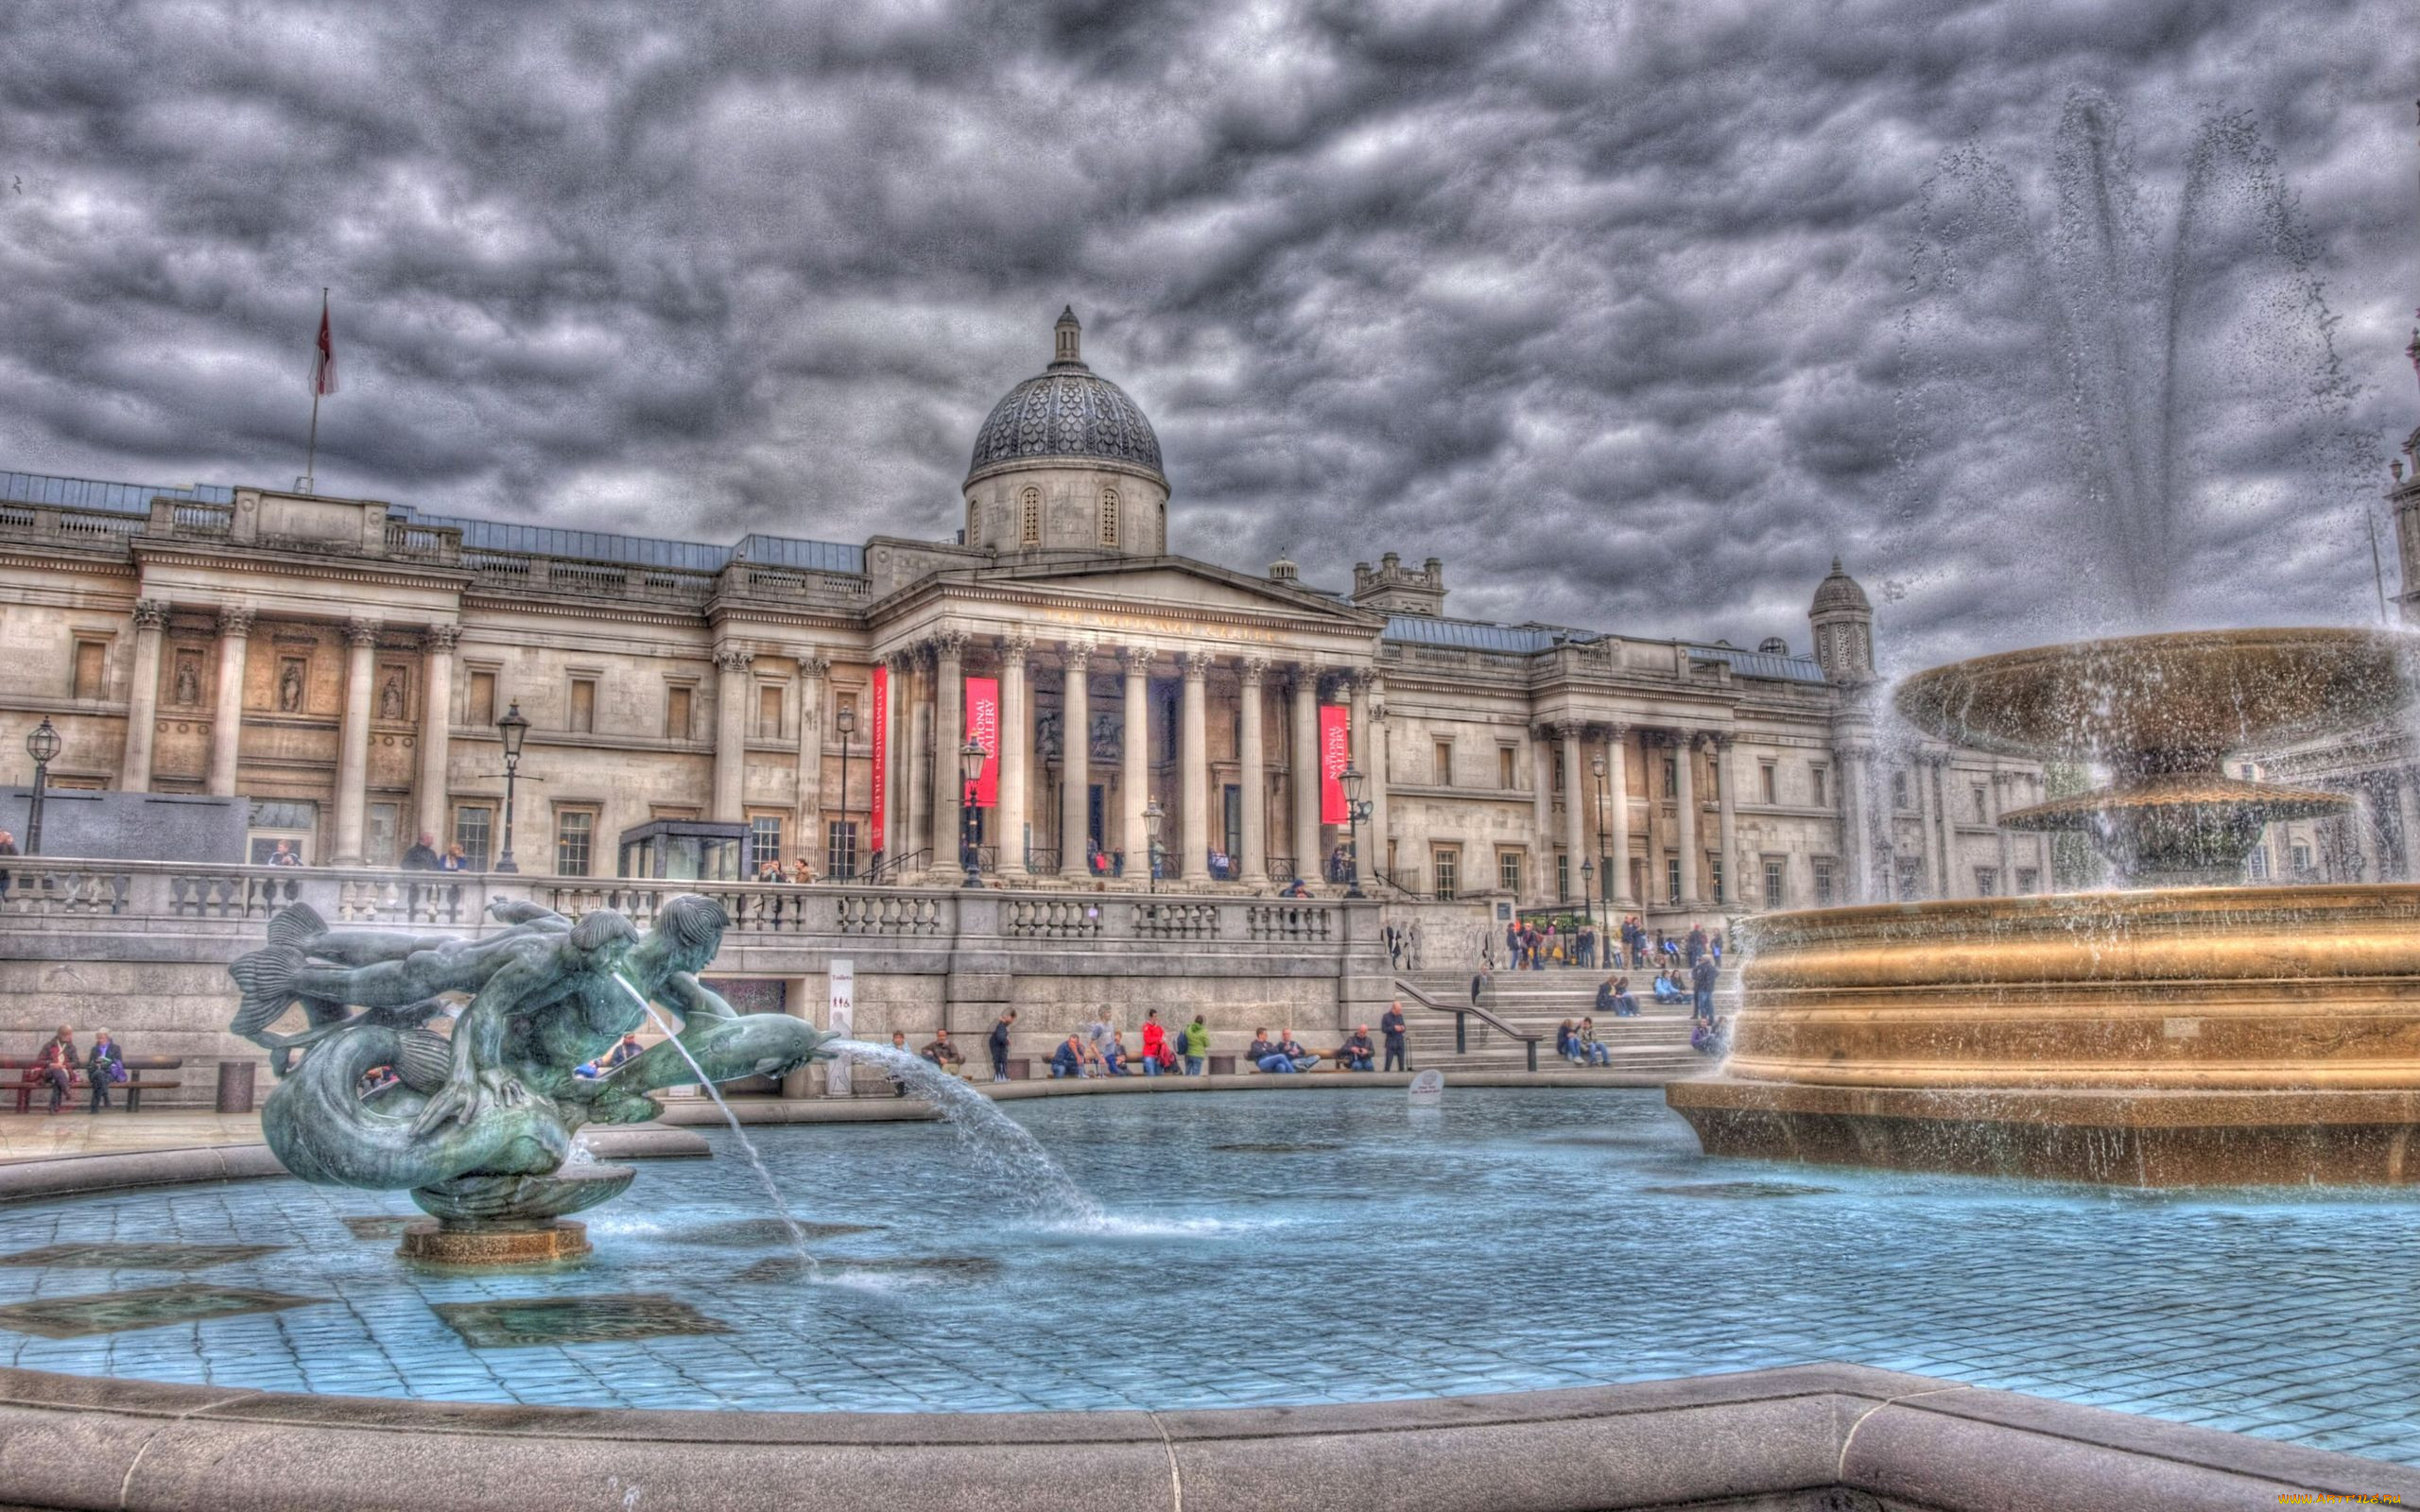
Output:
[1180, 1015, 1210, 1076]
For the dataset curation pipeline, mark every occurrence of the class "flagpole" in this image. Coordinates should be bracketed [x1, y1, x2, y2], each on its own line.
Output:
[302, 286, 327, 494]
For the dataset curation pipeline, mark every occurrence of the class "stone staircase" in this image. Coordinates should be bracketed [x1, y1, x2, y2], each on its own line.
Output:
[1390, 967, 1738, 1080]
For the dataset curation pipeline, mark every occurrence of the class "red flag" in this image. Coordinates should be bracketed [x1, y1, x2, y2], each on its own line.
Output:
[311, 293, 338, 397]
[869, 662, 889, 854]
[1320, 704, 1351, 824]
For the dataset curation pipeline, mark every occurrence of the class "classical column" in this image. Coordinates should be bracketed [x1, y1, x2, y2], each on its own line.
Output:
[331, 617, 380, 865]
[1931, 755, 1958, 898]
[1911, 752, 1940, 899]
[1367, 675, 1390, 882]
[932, 631, 966, 876]
[119, 598, 167, 792]
[1994, 772, 2015, 892]
[1348, 671, 1375, 883]
[712, 644, 753, 822]
[907, 648, 932, 869]
[1840, 746, 1870, 901]
[1558, 721, 1586, 902]
[795, 650, 830, 866]
[1531, 727, 1556, 905]
[1119, 646, 1153, 874]
[882, 651, 909, 869]
[1178, 650, 1212, 883]
[1604, 724, 1634, 907]
[1238, 657, 1270, 887]
[416, 625, 459, 845]
[1059, 641, 1094, 880]
[1291, 666, 1322, 884]
[206, 605, 253, 798]
[998, 635, 1032, 879]
[1673, 730, 1701, 905]
[2398, 768, 2420, 883]
[1712, 733, 1737, 908]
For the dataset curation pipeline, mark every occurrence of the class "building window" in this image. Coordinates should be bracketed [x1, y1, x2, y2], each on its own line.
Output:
[1556, 852, 1570, 902]
[750, 814, 785, 872]
[666, 684, 695, 740]
[452, 805, 494, 871]
[1498, 747, 1516, 789]
[2290, 842, 2312, 875]
[1976, 868, 1998, 897]
[1551, 755, 1564, 792]
[1498, 849, 1522, 895]
[1099, 489, 1119, 547]
[1760, 762, 1777, 804]
[966, 498, 981, 548]
[1020, 487, 1041, 545]
[1812, 857, 1836, 905]
[246, 799, 319, 866]
[1763, 860, 1785, 908]
[1973, 786, 1989, 823]
[71, 640, 109, 700]
[1709, 855, 1724, 903]
[568, 677, 596, 734]
[366, 802, 400, 868]
[826, 819, 859, 879]
[1896, 857, 1924, 899]
[1433, 740, 1452, 786]
[1811, 764, 1829, 808]
[466, 669, 498, 728]
[1666, 857, 1682, 904]
[555, 809, 596, 877]
[757, 684, 784, 741]
[1432, 847, 1460, 902]
[2247, 846, 2270, 882]
[2017, 867, 2040, 893]
[1892, 769, 1910, 810]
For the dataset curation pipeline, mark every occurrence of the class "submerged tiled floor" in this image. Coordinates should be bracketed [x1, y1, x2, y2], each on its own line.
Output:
[1, 1089, 2416, 1466]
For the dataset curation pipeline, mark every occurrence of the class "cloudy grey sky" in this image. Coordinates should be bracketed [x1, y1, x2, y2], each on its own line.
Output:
[0, 0, 2413, 669]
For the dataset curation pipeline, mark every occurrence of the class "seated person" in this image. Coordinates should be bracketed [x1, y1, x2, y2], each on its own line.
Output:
[1555, 1018, 1580, 1061]
[1275, 1030, 1320, 1073]
[604, 1032, 644, 1070]
[1691, 1016, 1730, 1057]
[1334, 1025, 1375, 1072]
[1279, 877, 1311, 899]
[357, 1063, 402, 1099]
[1246, 1028, 1296, 1074]
[919, 1029, 964, 1073]
[1653, 972, 1686, 1004]
[1573, 1017, 1612, 1066]
[1607, 977, 1640, 1017]
[1049, 1033, 1088, 1078]
[888, 1029, 913, 1095]
[1101, 1031, 1130, 1076]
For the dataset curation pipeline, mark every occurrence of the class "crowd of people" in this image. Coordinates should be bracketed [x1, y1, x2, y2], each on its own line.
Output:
[987, 1002, 1410, 1080]
[18, 1024, 129, 1113]
[1501, 916, 1724, 973]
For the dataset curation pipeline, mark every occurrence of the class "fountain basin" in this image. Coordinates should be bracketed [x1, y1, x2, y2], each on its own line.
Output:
[1668, 885, 2420, 1184]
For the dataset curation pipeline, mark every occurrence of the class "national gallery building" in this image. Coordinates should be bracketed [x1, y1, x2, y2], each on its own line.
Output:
[0, 309, 2051, 921]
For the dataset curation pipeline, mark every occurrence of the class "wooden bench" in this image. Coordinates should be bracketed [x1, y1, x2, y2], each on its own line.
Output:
[4, 1056, 182, 1113]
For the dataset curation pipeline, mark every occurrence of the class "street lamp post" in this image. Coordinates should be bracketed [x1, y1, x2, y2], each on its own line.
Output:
[23, 718, 60, 855]
[1340, 764, 1372, 900]
[835, 703, 856, 879]
[493, 701, 529, 873]
[959, 736, 988, 888]
[1144, 797, 1165, 894]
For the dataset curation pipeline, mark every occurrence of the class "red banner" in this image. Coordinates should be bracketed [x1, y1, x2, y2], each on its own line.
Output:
[964, 676, 999, 808]
[869, 662, 888, 854]
[1320, 704, 1351, 824]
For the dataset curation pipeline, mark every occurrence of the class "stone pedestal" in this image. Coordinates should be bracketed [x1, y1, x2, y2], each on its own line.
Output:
[399, 1219, 593, 1268]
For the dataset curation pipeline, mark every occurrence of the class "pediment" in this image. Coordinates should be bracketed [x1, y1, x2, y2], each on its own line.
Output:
[974, 557, 1378, 627]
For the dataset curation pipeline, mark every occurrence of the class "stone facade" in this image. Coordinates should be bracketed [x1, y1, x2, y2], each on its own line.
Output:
[0, 314, 2047, 921]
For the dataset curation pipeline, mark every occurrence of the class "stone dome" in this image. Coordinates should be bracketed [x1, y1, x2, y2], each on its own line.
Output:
[1811, 558, 1871, 615]
[966, 308, 1164, 485]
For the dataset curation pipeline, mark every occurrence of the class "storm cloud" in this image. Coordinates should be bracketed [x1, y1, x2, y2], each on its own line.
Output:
[0, 0, 2412, 669]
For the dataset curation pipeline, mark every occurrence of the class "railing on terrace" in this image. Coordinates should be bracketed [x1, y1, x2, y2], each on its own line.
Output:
[0, 859, 1366, 952]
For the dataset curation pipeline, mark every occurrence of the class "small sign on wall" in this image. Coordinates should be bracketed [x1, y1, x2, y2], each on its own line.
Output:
[825, 958, 855, 1096]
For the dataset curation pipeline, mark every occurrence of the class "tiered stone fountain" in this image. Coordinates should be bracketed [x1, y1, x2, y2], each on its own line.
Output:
[1668, 627, 2420, 1186]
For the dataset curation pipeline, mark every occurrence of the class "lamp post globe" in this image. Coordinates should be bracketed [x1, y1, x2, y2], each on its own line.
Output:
[23, 717, 60, 856]
[493, 701, 529, 873]
[959, 737, 988, 887]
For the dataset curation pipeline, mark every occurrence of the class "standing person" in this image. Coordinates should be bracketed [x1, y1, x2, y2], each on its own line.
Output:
[1181, 1014, 1210, 1076]
[440, 843, 468, 871]
[0, 828, 15, 900]
[400, 833, 440, 870]
[1685, 922, 1708, 966]
[1469, 967, 1490, 1009]
[988, 1009, 1016, 1083]
[1691, 950, 1719, 1025]
[268, 839, 302, 867]
[1381, 1000, 1409, 1073]
[32, 1025, 76, 1113]
[1139, 1009, 1167, 1078]
[84, 1029, 124, 1112]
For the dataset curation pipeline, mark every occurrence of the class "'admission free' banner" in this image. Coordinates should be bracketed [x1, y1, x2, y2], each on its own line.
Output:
[1320, 703, 1351, 824]
[964, 676, 999, 808]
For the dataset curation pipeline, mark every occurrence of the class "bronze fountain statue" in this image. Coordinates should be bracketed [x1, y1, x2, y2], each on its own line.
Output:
[228, 893, 832, 1263]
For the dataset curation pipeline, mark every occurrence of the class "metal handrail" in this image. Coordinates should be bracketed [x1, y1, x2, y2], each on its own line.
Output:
[1390, 976, 1541, 1072]
[862, 848, 930, 885]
